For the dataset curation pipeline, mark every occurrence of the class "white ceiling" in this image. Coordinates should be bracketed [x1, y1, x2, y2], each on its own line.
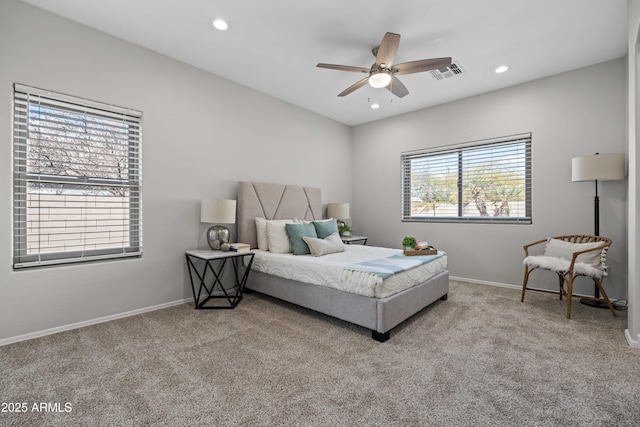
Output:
[20, 0, 628, 126]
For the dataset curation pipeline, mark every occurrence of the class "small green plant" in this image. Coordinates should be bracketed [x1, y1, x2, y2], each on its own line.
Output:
[402, 236, 417, 249]
[338, 223, 352, 236]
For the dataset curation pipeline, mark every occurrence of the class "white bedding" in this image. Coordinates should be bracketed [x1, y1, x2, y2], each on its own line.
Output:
[249, 245, 448, 298]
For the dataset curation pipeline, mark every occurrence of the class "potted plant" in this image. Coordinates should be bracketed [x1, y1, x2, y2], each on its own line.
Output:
[402, 236, 417, 252]
[339, 223, 352, 237]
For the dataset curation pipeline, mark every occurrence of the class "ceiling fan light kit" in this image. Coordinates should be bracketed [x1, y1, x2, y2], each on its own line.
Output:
[368, 70, 392, 88]
[317, 32, 452, 98]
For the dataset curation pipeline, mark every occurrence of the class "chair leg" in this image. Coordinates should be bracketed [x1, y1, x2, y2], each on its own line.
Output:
[593, 278, 617, 317]
[521, 267, 531, 302]
[557, 273, 564, 300]
[566, 275, 574, 319]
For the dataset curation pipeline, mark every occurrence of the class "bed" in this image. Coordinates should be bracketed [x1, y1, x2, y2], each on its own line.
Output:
[237, 181, 449, 342]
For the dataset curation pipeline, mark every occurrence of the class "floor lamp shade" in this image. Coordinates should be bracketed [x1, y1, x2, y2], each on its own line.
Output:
[571, 153, 625, 182]
[201, 199, 236, 250]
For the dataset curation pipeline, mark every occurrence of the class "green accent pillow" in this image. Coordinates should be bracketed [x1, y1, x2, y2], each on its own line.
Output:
[313, 219, 339, 239]
[285, 223, 317, 255]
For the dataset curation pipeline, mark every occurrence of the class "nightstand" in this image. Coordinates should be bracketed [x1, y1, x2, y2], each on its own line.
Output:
[341, 235, 368, 245]
[185, 249, 254, 309]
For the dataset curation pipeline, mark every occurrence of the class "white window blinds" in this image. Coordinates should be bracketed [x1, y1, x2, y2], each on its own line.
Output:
[13, 84, 142, 268]
[401, 133, 532, 223]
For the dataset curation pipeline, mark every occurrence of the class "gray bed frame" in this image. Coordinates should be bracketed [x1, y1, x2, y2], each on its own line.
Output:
[237, 181, 449, 342]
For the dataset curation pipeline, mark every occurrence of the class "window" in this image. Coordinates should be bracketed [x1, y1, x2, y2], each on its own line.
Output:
[401, 133, 531, 223]
[12, 84, 142, 268]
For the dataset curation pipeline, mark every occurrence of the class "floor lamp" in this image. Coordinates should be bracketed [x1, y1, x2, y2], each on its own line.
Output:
[571, 152, 625, 308]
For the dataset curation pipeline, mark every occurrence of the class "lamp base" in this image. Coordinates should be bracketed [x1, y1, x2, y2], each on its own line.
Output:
[579, 298, 611, 309]
[207, 225, 230, 250]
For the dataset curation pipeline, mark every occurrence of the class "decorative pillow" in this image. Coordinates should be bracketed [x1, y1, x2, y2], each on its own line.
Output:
[302, 232, 345, 257]
[266, 219, 299, 253]
[285, 223, 317, 255]
[543, 238, 603, 267]
[313, 218, 339, 239]
[254, 217, 269, 250]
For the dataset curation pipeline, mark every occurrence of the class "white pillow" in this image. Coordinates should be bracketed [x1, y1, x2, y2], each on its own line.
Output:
[302, 232, 345, 257]
[543, 238, 603, 267]
[255, 217, 269, 250]
[266, 219, 299, 253]
[313, 218, 333, 223]
[255, 218, 297, 251]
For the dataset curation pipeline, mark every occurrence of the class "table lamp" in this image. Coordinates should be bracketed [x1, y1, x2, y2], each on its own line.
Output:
[201, 199, 236, 250]
[327, 202, 350, 235]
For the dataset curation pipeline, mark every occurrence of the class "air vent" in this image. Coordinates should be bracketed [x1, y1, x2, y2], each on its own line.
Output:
[430, 62, 463, 80]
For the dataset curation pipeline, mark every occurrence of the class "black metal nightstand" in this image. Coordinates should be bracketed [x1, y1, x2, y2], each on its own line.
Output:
[185, 249, 254, 309]
[341, 235, 368, 245]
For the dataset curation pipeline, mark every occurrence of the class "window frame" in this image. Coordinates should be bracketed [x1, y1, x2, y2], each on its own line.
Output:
[401, 133, 532, 224]
[12, 83, 143, 269]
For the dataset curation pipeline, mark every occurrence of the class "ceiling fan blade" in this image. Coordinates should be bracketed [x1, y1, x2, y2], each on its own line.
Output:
[375, 32, 401, 68]
[317, 63, 369, 73]
[338, 77, 370, 97]
[387, 75, 409, 98]
[391, 57, 452, 75]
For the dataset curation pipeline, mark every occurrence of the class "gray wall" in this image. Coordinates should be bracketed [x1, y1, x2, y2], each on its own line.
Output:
[352, 58, 628, 298]
[0, 0, 351, 342]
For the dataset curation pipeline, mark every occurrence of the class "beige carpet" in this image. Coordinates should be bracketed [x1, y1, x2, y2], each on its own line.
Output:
[1, 280, 638, 426]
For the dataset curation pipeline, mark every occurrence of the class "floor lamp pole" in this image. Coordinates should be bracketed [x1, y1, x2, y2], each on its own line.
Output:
[594, 178, 599, 235]
[593, 179, 600, 297]
[581, 179, 606, 307]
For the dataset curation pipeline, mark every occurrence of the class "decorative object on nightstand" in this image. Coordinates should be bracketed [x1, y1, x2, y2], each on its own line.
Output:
[571, 152, 625, 309]
[338, 223, 352, 237]
[229, 242, 251, 252]
[201, 199, 236, 250]
[327, 202, 350, 236]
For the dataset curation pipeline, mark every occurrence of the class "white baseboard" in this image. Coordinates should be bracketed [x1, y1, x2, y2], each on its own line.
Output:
[0, 298, 192, 347]
[449, 275, 520, 290]
[450, 275, 608, 300]
[625, 329, 640, 349]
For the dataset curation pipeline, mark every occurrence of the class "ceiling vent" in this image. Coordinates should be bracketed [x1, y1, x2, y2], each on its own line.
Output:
[430, 62, 463, 80]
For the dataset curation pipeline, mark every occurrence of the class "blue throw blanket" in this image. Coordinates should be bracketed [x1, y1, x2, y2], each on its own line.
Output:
[344, 252, 444, 280]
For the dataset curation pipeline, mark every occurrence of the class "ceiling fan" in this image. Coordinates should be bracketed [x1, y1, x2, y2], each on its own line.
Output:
[317, 32, 452, 98]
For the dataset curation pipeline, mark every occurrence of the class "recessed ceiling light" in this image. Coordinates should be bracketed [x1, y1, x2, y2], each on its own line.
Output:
[495, 65, 509, 74]
[370, 103, 380, 109]
[211, 19, 228, 31]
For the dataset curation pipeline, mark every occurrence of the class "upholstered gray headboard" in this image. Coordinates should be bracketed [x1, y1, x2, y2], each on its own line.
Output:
[237, 181, 322, 248]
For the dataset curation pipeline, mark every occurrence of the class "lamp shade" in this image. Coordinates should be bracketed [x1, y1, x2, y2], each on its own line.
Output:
[571, 153, 625, 182]
[327, 202, 349, 219]
[200, 199, 236, 224]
